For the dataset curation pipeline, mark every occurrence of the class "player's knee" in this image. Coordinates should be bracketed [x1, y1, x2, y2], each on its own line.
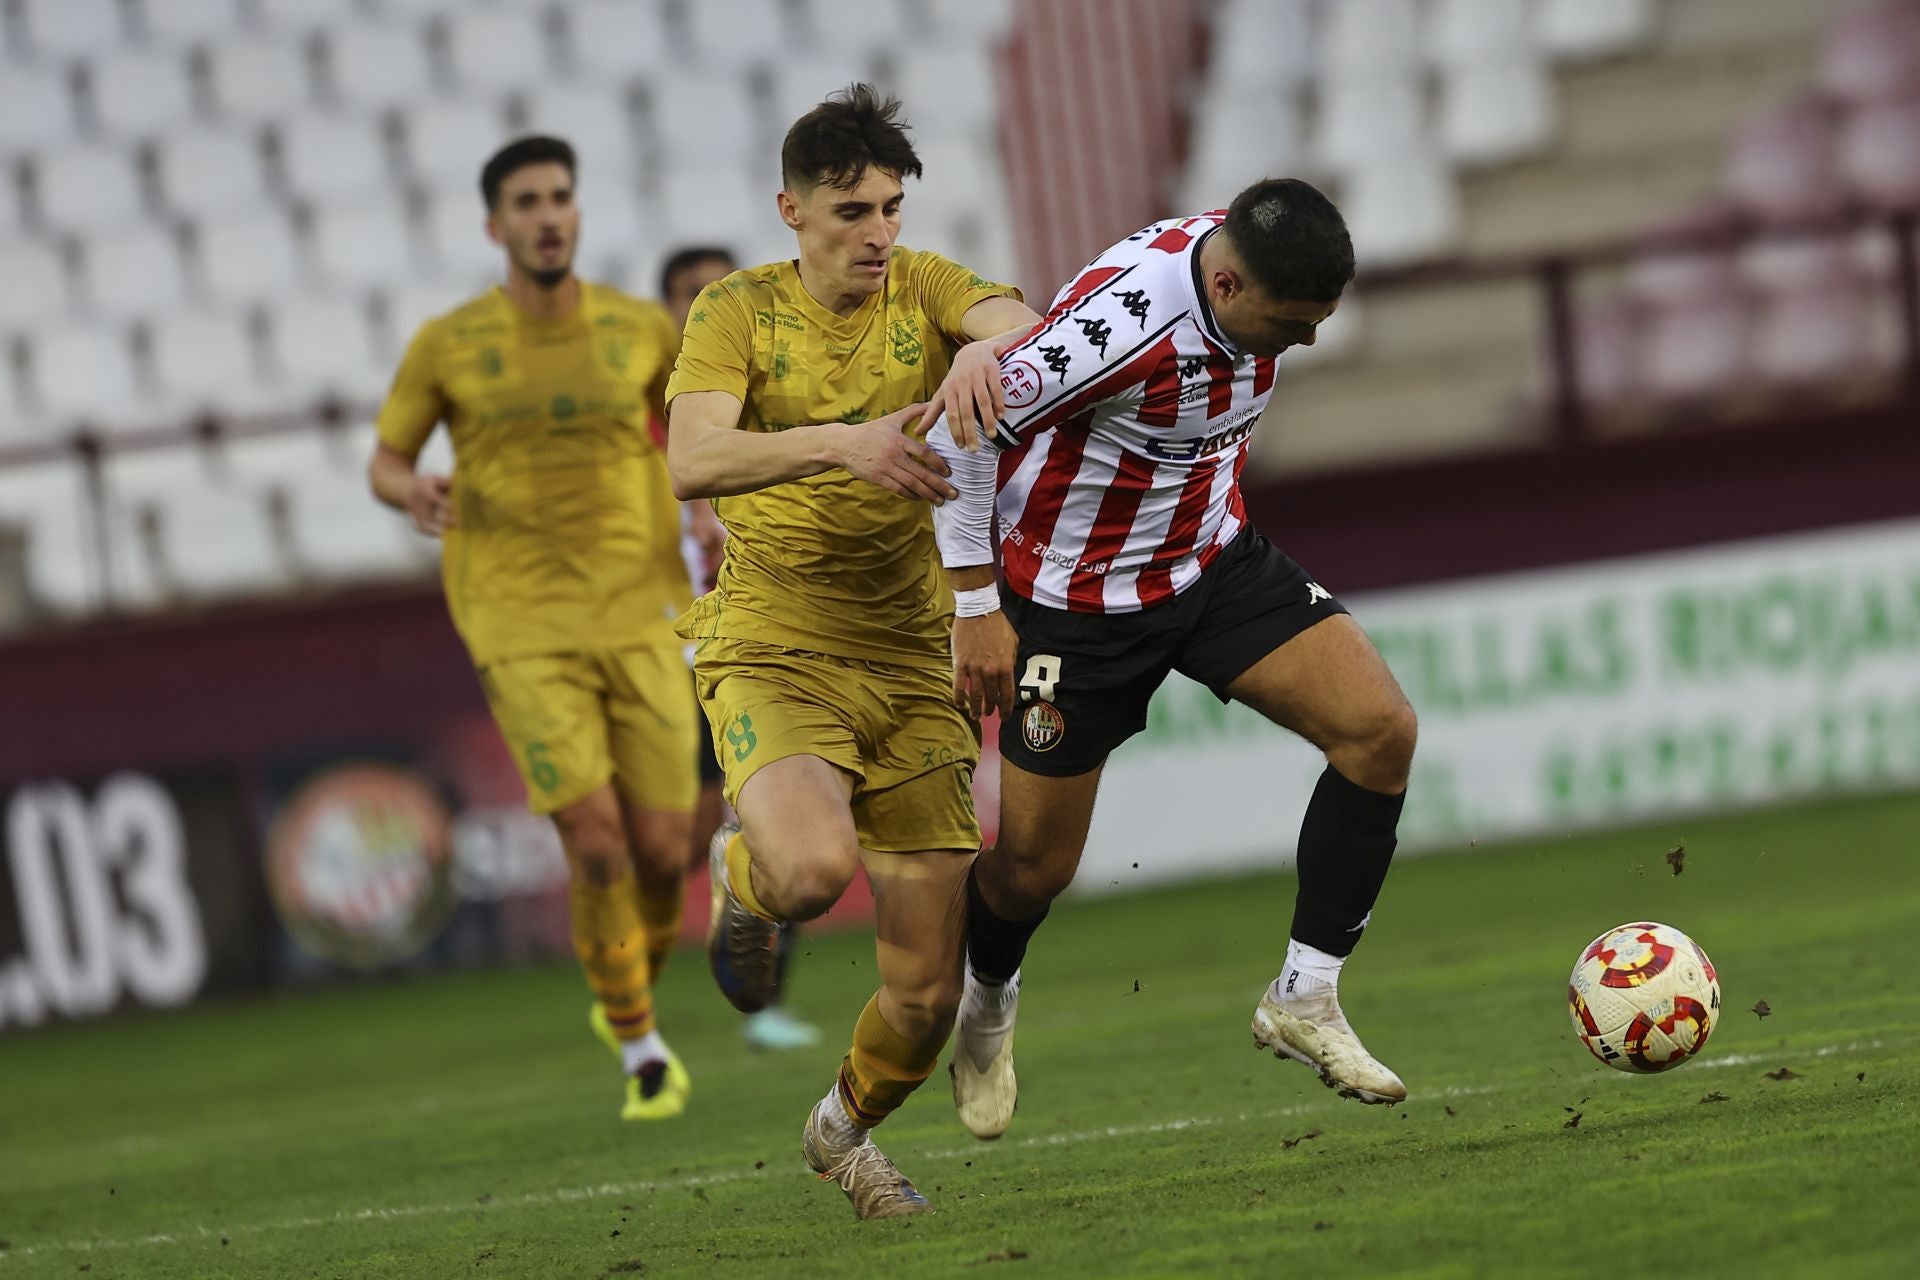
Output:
[754, 838, 861, 921]
[552, 805, 630, 885]
[998, 844, 1077, 914]
[1352, 700, 1418, 791]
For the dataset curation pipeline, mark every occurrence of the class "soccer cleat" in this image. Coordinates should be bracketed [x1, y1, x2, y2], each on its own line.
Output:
[589, 1003, 692, 1121]
[743, 1004, 822, 1051]
[705, 821, 788, 1014]
[949, 969, 1020, 1139]
[802, 1098, 932, 1219]
[1251, 984, 1407, 1105]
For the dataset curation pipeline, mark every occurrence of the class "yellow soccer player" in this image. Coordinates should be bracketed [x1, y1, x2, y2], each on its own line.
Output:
[667, 85, 1039, 1218]
[369, 136, 699, 1121]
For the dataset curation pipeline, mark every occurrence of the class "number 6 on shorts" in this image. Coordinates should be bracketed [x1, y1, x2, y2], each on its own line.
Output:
[1018, 653, 1062, 704]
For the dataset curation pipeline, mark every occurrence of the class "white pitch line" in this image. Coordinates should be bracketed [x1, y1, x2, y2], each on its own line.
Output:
[0, 1038, 1895, 1264]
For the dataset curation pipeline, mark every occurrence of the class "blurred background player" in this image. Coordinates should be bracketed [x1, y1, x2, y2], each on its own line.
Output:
[666, 86, 1039, 1218]
[369, 137, 700, 1121]
[929, 180, 1417, 1137]
[658, 244, 821, 1053]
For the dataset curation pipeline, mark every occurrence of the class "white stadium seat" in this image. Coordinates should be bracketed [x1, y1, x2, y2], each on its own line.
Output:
[381, 280, 475, 358]
[1428, 0, 1532, 66]
[768, 57, 876, 136]
[32, 144, 145, 233]
[308, 196, 420, 291]
[193, 209, 307, 307]
[1321, 0, 1422, 76]
[443, 5, 553, 93]
[422, 190, 500, 284]
[1182, 87, 1307, 213]
[660, 164, 764, 250]
[107, 448, 282, 599]
[573, 176, 649, 283]
[268, 296, 385, 400]
[802, 0, 911, 63]
[253, 0, 363, 31]
[1438, 57, 1556, 166]
[518, 83, 638, 175]
[921, 0, 1014, 40]
[0, 460, 100, 611]
[1538, 0, 1654, 61]
[276, 113, 392, 200]
[20, 0, 125, 60]
[400, 98, 511, 189]
[322, 21, 437, 110]
[205, 36, 318, 122]
[1210, 0, 1315, 94]
[564, 0, 676, 81]
[87, 47, 200, 139]
[223, 430, 422, 578]
[135, 0, 244, 46]
[0, 65, 78, 156]
[0, 242, 74, 333]
[25, 325, 142, 426]
[146, 309, 271, 409]
[81, 224, 192, 322]
[1314, 74, 1426, 175]
[651, 67, 761, 165]
[156, 129, 271, 221]
[888, 46, 999, 137]
[684, 0, 791, 71]
[1341, 145, 1461, 266]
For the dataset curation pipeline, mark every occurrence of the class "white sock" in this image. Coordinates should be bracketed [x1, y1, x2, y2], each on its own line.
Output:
[816, 1083, 864, 1147]
[965, 965, 1021, 1010]
[1274, 940, 1344, 1000]
[620, 1029, 668, 1077]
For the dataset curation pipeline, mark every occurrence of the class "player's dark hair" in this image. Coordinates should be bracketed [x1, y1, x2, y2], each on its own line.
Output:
[658, 245, 737, 299]
[1223, 178, 1355, 303]
[479, 135, 576, 210]
[780, 83, 923, 192]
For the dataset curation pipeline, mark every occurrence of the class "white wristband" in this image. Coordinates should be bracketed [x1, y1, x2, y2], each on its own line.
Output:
[954, 584, 1001, 617]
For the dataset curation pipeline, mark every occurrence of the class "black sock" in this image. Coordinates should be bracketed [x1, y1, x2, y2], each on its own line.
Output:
[1290, 764, 1404, 958]
[964, 861, 1049, 985]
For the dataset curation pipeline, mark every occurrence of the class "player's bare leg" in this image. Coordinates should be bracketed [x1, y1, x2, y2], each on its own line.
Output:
[952, 763, 1104, 1138]
[556, 786, 689, 1120]
[804, 846, 970, 1218]
[709, 756, 862, 1011]
[617, 796, 692, 989]
[1228, 614, 1416, 1105]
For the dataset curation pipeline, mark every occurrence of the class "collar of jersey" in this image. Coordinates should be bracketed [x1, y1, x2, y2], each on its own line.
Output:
[1183, 226, 1240, 358]
[786, 257, 891, 330]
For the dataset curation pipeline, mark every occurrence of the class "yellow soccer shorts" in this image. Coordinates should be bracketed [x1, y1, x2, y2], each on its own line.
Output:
[476, 644, 701, 817]
[693, 636, 981, 853]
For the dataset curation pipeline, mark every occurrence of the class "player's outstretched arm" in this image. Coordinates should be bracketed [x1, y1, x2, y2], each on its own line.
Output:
[368, 441, 455, 536]
[918, 295, 1043, 452]
[669, 392, 956, 503]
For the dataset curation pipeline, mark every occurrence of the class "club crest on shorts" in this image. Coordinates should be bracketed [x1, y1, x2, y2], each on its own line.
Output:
[1021, 701, 1066, 753]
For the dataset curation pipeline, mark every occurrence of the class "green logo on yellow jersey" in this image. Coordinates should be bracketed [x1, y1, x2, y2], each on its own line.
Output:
[889, 317, 923, 367]
[550, 394, 577, 420]
[773, 351, 789, 379]
[479, 347, 503, 377]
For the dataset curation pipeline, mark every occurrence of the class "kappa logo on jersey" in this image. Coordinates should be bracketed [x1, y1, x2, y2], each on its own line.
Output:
[1075, 316, 1112, 358]
[1002, 360, 1043, 408]
[1307, 582, 1332, 605]
[1038, 343, 1072, 380]
[1116, 288, 1151, 327]
[1021, 701, 1066, 753]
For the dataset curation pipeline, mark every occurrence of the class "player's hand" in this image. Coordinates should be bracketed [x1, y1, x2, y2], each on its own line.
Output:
[406, 473, 456, 536]
[835, 403, 957, 504]
[918, 339, 1004, 452]
[952, 608, 1017, 720]
[687, 498, 727, 565]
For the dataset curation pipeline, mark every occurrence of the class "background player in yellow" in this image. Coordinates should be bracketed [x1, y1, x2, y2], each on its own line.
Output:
[368, 137, 700, 1122]
[667, 85, 1040, 1219]
[658, 243, 824, 1054]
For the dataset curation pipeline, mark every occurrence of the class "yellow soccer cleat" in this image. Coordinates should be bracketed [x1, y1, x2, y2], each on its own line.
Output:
[590, 1003, 692, 1121]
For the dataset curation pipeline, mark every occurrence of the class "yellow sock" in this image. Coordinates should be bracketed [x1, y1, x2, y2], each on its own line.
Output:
[638, 881, 684, 982]
[835, 994, 944, 1127]
[725, 831, 780, 923]
[570, 873, 654, 1039]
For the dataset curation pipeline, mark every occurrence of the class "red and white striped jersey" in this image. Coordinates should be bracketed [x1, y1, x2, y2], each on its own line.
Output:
[988, 212, 1278, 614]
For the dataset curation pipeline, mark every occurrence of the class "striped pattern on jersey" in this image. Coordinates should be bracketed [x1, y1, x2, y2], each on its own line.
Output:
[989, 214, 1277, 614]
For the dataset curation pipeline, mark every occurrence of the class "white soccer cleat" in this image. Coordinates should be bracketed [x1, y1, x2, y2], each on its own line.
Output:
[950, 969, 1020, 1139]
[1251, 983, 1407, 1106]
[802, 1098, 931, 1220]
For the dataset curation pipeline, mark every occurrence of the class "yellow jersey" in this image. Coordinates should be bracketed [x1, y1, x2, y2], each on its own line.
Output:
[377, 282, 690, 666]
[666, 247, 1019, 665]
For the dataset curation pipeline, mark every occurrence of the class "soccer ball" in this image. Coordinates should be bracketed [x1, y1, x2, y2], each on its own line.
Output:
[1568, 921, 1721, 1073]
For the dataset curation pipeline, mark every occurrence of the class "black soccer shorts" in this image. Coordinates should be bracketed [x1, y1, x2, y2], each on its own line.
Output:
[998, 529, 1349, 777]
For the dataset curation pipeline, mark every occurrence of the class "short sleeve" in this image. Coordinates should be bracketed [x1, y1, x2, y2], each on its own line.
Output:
[664, 279, 754, 407]
[375, 322, 448, 456]
[909, 249, 1021, 345]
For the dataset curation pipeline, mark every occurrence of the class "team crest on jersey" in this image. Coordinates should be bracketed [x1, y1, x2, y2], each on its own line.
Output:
[1002, 360, 1042, 408]
[550, 394, 577, 420]
[1022, 702, 1066, 753]
[889, 317, 924, 366]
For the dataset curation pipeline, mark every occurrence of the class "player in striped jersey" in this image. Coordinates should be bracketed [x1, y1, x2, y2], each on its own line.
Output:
[928, 179, 1419, 1137]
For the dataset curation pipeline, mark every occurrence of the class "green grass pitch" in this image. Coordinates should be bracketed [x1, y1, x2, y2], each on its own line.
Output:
[2, 790, 1917, 1278]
